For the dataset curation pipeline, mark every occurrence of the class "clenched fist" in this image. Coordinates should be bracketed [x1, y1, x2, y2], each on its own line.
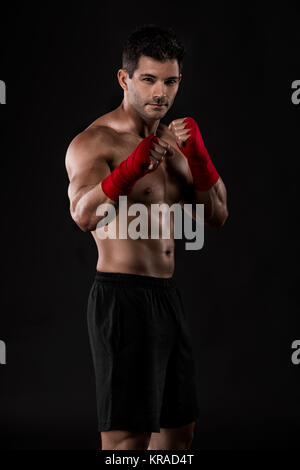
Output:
[168, 117, 192, 147]
[148, 137, 174, 171]
[168, 116, 220, 191]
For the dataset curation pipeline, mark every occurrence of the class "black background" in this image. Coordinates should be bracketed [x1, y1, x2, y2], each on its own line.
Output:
[0, 2, 299, 450]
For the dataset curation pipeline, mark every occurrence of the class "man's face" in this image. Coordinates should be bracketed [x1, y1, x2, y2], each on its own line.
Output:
[125, 55, 182, 120]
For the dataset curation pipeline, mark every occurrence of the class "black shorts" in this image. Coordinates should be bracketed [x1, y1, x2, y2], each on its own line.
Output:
[87, 271, 199, 433]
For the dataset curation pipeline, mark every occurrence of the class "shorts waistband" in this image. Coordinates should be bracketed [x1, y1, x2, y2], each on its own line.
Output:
[94, 270, 176, 288]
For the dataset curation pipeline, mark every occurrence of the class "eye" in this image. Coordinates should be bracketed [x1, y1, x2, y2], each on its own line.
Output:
[166, 80, 177, 85]
[143, 78, 154, 82]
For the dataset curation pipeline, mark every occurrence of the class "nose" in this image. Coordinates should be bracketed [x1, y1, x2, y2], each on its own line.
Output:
[152, 81, 167, 102]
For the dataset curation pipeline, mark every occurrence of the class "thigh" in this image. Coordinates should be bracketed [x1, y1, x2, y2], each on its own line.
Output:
[159, 287, 199, 428]
[109, 284, 177, 429]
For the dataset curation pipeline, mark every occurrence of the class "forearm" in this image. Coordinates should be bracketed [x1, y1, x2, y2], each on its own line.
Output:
[70, 135, 159, 232]
[191, 176, 228, 226]
[71, 182, 118, 232]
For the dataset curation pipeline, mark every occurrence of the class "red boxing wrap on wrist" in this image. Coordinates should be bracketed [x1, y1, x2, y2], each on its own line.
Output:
[101, 135, 158, 202]
[177, 117, 219, 191]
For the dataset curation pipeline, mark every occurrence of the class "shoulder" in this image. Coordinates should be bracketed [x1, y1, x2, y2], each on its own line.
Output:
[65, 124, 119, 169]
[68, 124, 118, 154]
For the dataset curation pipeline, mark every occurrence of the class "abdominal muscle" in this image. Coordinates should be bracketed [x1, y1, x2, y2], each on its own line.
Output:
[91, 209, 176, 278]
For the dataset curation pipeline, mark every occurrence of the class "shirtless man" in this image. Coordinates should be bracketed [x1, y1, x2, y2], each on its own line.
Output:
[65, 25, 228, 450]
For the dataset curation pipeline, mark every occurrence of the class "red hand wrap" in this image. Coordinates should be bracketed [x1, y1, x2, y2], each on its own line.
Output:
[101, 135, 158, 202]
[177, 117, 219, 191]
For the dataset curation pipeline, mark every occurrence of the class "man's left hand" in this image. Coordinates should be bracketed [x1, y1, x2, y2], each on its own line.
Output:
[168, 118, 192, 147]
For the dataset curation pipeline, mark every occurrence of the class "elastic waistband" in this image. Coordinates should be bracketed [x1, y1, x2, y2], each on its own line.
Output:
[94, 270, 176, 288]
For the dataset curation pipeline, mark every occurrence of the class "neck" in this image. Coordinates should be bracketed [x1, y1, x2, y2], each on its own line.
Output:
[118, 97, 160, 138]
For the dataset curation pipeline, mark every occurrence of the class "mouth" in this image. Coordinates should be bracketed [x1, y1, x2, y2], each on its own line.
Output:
[148, 104, 166, 108]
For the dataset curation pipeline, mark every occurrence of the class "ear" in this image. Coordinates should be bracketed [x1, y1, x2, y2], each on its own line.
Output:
[117, 68, 129, 91]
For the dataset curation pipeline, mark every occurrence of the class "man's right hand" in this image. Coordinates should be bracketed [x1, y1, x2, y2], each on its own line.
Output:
[148, 137, 174, 171]
[101, 134, 174, 202]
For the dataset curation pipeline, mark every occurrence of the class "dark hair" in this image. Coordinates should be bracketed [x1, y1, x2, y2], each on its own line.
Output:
[122, 24, 185, 78]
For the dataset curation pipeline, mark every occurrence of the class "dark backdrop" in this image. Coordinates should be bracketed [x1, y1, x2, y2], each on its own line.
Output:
[0, 2, 299, 450]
